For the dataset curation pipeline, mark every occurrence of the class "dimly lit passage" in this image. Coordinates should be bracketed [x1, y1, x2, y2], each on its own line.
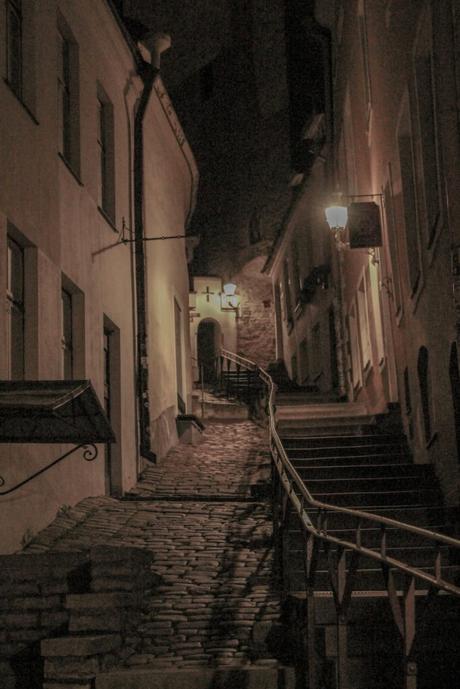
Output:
[1, 2, 459, 689]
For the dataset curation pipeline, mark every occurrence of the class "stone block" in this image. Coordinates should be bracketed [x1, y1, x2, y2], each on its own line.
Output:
[0, 581, 40, 596]
[0, 612, 39, 628]
[69, 611, 123, 633]
[43, 683, 93, 689]
[91, 578, 135, 592]
[66, 593, 135, 610]
[44, 655, 100, 679]
[41, 611, 69, 629]
[40, 580, 69, 596]
[4, 595, 61, 611]
[42, 634, 121, 657]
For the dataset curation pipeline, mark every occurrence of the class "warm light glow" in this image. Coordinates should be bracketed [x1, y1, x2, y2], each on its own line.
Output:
[227, 294, 240, 309]
[223, 282, 237, 296]
[325, 205, 348, 231]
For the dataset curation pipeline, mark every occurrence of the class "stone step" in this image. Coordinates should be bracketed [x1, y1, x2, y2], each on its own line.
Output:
[276, 402, 369, 419]
[302, 504, 448, 530]
[296, 475, 432, 494]
[290, 463, 429, 480]
[95, 664, 296, 689]
[41, 634, 121, 657]
[286, 443, 409, 458]
[303, 487, 441, 507]
[285, 453, 411, 467]
[192, 398, 249, 421]
[276, 420, 377, 435]
[281, 433, 407, 446]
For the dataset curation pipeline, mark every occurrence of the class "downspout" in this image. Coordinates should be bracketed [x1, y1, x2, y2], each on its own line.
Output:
[134, 33, 171, 463]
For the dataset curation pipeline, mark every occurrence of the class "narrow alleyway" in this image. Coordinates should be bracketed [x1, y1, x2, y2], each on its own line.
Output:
[23, 421, 292, 679]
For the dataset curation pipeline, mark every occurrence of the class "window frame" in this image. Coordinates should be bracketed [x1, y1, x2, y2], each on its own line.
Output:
[6, 236, 25, 380]
[6, 0, 23, 97]
[412, 4, 443, 251]
[61, 287, 74, 379]
[57, 17, 80, 177]
[97, 85, 116, 223]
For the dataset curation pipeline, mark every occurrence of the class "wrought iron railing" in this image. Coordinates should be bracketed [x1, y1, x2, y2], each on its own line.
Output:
[218, 349, 460, 689]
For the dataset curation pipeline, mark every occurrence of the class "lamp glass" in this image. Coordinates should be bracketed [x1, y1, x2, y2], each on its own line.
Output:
[223, 282, 237, 296]
[325, 205, 348, 231]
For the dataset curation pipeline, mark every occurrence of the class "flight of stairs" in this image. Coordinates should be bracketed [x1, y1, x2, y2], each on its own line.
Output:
[276, 404, 460, 689]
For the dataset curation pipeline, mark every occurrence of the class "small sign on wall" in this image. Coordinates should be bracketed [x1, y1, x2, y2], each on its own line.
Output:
[348, 202, 382, 249]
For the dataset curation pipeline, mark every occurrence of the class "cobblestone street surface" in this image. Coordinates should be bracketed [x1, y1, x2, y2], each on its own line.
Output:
[25, 422, 283, 669]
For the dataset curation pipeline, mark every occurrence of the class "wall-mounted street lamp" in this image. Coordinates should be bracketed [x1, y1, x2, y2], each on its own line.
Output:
[221, 282, 240, 310]
[325, 195, 383, 262]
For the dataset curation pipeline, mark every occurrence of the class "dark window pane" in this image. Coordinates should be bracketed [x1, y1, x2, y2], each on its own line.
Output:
[398, 134, 421, 293]
[7, 4, 22, 95]
[11, 304, 25, 379]
[415, 54, 440, 243]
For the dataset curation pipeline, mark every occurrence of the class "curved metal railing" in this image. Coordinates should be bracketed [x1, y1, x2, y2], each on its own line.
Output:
[220, 349, 460, 595]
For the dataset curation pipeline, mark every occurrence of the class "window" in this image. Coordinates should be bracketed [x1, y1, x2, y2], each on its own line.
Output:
[397, 100, 422, 296]
[6, 0, 22, 96]
[358, 0, 372, 127]
[366, 263, 385, 365]
[417, 346, 434, 444]
[356, 276, 372, 371]
[348, 302, 361, 391]
[61, 288, 73, 378]
[299, 338, 309, 384]
[310, 323, 322, 382]
[383, 173, 403, 317]
[57, 20, 79, 174]
[97, 88, 115, 221]
[291, 240, 302, 305]
[282, 259, 293, 325]
[6, 237, 25, 379]
[413, 9, 441, 246]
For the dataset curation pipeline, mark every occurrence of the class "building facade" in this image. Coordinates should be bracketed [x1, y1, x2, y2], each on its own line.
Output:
[266, 0, 460, 507]
[0, 0, 198, 553]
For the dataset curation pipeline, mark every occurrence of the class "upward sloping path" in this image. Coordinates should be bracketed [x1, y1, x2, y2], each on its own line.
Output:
[25, 422, 291, 676]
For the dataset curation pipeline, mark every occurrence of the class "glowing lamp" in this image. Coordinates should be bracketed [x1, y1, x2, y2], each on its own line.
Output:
[223, 282, 237, 297]
[325, 205, 348, 231]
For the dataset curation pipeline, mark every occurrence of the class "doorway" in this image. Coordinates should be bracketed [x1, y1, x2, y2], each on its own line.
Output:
[197, 319, 221, 385]
[103, 317, 121, 495]
[449, 342, 460, 465]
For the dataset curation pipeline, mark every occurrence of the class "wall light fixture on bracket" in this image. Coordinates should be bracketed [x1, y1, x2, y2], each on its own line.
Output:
[325, 193, 383, 264]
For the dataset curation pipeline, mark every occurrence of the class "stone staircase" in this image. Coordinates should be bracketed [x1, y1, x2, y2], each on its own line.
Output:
[192, 389, 249, 422]
[276, 403, 460, 688]
[0, 421, 296, 689]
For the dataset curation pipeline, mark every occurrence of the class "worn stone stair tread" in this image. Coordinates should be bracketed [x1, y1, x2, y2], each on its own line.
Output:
[95, 664, 296, 689]
[41, 634, 121, 656]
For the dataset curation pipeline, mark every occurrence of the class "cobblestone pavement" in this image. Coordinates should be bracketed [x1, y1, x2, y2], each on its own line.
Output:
[25, 421, 283, 669]
[130, 421, 269, 498]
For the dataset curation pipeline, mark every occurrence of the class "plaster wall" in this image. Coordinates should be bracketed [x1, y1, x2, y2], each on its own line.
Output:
[0, 0, 197, 551]
[142, 79, 198, 458]
[330, 0, 460, 502]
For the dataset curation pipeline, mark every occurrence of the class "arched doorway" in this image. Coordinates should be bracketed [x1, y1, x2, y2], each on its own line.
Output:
[449, 342, 460, 465]
[197, 319, 221, 385]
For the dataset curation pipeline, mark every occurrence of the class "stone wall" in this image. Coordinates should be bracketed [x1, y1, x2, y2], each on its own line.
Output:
[234, 259, 276, 368]
[0, 546, 155, 689]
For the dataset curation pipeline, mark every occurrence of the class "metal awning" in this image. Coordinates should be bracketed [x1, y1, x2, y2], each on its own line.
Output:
[0, 380, 115, 444]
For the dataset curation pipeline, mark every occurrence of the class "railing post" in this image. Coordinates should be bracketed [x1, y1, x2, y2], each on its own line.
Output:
[403, 576, 417, 689]
[336, 613, 349, 689]
[304, 533, 320, 689]
[236, 363, 241, 401]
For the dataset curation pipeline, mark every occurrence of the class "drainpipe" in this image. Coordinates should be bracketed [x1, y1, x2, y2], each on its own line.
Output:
[134, 33, 171, 463]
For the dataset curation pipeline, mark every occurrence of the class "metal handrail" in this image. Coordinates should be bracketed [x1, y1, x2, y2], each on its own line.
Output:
[220, 349, 460, 597]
